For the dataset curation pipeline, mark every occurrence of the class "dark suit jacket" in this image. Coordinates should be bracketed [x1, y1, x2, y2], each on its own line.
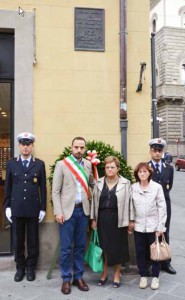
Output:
[4, 156, 47, 217]
[149, 160, 174, 202]
[149, 160, 174, 245]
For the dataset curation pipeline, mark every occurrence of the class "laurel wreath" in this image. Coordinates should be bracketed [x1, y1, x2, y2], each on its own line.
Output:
[48, 140, 133, 194]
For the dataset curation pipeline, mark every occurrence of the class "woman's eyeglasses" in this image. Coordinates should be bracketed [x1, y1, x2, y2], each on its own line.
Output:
[105, 166, 117, 169]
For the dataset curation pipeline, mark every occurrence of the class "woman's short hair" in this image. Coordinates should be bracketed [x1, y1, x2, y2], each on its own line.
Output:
[104, 156, 120, 168]
[134, 162, 153, 182]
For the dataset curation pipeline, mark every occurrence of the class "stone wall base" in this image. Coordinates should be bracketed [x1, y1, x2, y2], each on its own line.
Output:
[0, 222, 136, 271]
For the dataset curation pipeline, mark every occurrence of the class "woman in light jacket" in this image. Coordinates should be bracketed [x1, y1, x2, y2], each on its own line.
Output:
[91, 156, 131, 288]
[129, 162, 167, 290]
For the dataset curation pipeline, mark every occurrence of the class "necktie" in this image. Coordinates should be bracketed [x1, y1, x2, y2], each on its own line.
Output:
[155, 163, 160, 173]
[23, 160, 28, 170]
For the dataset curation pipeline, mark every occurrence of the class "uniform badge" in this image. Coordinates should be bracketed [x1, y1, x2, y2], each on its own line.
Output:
[166, 184, 170, 190]
[33, 178, 38, 183]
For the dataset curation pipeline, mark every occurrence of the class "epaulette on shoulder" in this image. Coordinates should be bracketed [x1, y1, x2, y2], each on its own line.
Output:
[34, 157, 39, 162]
[34, 157, 43, 163]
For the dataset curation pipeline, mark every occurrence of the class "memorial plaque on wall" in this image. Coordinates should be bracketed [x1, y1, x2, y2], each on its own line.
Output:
[75, 8, 105, 51]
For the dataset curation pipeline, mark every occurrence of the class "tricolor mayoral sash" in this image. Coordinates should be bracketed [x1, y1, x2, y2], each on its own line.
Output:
[63, 155, 89, 197]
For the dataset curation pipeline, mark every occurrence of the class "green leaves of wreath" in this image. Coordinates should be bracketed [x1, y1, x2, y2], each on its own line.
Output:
[48, 140, 133, 193]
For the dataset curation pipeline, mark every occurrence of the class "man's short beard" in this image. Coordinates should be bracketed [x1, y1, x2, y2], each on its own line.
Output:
[74, 153, 83, 158]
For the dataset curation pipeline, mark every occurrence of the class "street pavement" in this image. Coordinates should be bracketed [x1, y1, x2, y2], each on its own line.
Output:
[0, 168, 185, 300]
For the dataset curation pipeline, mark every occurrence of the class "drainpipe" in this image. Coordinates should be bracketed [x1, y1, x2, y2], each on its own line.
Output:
[120, 2, 131, 272]
[120, 0, 128, 160]
[151, 33, 158, 138]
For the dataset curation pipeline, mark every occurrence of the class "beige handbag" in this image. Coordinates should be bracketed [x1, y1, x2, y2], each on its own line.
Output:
[150, 234, 171, 261]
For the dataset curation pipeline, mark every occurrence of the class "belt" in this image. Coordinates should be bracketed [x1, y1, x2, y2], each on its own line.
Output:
[74, 203, 83, 208]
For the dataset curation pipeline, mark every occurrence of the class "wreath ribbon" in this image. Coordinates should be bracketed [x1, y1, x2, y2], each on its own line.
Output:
[86, 150, 100, 180]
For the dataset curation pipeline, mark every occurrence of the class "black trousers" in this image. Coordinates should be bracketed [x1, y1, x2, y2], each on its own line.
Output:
[134, 231, 160, 278]
[146, 201, 171, 268]
[164, 200, 171, 245]
[12, 216, 39, 271]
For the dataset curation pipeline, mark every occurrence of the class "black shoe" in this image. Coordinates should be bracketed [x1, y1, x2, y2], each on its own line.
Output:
[27, 269, 36, 281]
[14, 270, 25, 282]
[97, 276, 108, 286]
[161, 264, 176, 275]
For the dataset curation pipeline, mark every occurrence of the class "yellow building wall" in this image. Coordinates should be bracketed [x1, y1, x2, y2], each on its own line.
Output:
[34, 1, 120, 221]
[0, 0, 151, 221]
[127, 0, 151, 166]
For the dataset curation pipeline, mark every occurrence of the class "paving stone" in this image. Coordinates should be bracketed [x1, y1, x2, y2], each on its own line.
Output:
[107, 282, 159, 299]
[150, 293, 185, 300]
[0, 290, 22, 300]
[0, 271, 12, 281]
[161, 267, 185, 285]
[167, 283, 185, 298]
[31, 290, 80, 300]
[157, 278, 179, 293]
[103, 293, 136, 300]
[28, 277, 60, 292]
[29, 271, 61, 291]
[0, 279, 43, 299]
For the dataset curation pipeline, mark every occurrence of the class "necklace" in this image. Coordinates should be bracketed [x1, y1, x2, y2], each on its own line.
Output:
[105, 176, 119, 185]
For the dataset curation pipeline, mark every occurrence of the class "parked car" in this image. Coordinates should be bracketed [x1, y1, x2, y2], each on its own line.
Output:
[175, 155, 185, 171]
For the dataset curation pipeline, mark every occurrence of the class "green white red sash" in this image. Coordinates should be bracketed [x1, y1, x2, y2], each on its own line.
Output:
[63, 155, 89, 197]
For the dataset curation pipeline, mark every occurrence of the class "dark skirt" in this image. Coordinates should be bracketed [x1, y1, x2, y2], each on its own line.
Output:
[97, 210, 130, 266]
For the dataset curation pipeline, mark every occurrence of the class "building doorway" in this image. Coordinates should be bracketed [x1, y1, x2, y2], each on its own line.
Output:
[0, 32, 14, 254]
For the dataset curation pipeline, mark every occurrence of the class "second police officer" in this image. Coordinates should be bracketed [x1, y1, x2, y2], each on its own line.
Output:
[148, 138, 176, 275]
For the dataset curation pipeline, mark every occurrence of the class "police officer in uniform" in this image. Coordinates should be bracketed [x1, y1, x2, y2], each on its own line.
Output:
[4, 132, 47, 282]
[148, 138, 176, 275]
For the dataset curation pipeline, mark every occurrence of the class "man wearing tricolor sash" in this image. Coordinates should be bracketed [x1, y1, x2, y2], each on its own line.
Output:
[52, 137, 94, 295]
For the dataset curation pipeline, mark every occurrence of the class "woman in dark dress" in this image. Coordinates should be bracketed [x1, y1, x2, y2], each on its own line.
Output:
[91, 156, 131, 288]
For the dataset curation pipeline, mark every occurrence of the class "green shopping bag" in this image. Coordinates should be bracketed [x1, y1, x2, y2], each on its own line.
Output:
[84, 229, 103, 272]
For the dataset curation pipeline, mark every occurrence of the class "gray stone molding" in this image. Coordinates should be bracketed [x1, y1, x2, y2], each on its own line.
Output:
[0, 9, 34, 156]
[157, 84, 185, 101]
[178, 5, 185, 16]
[155, 26, 185, 84]
[150, 0, 161, 10]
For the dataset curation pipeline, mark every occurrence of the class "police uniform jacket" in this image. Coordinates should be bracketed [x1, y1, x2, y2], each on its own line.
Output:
[149, 160, 174, 202]
[4, 156, 47, 217]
